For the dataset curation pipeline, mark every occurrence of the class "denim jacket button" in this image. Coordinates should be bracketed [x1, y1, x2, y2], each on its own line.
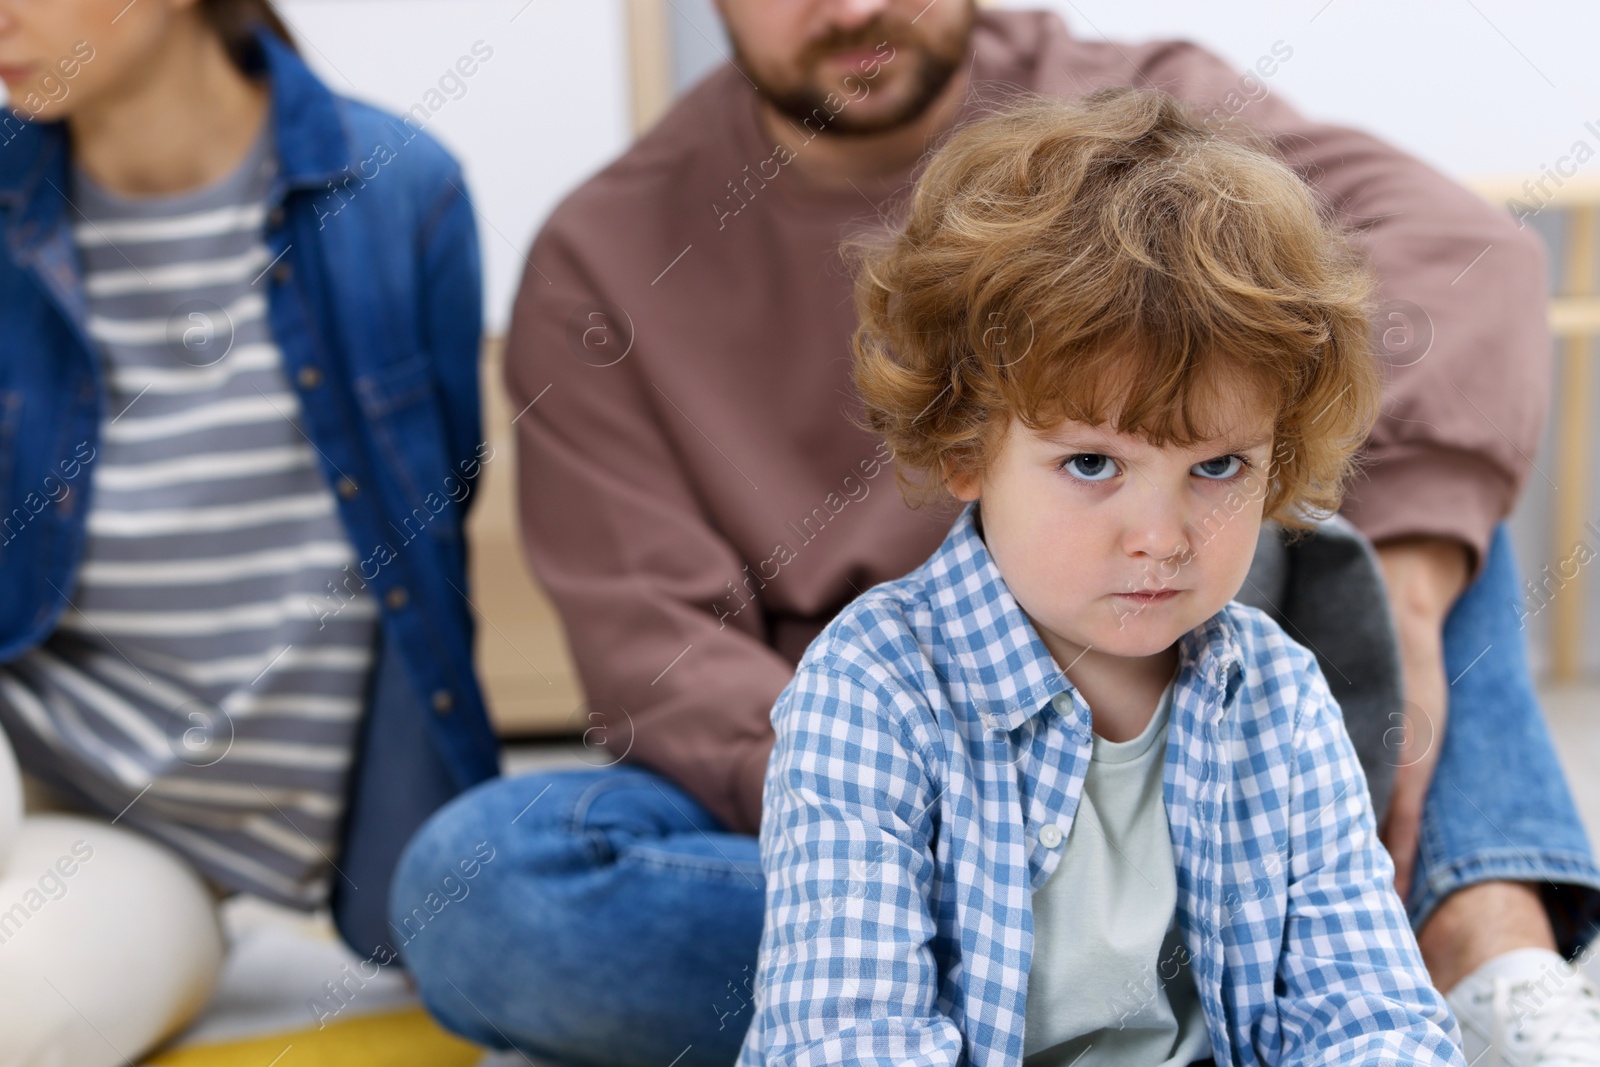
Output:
[273, 261, 293, 284]
[297, 365, 323, 389]
[1038, 823, 1064, 849]
[431, 689, 454, 715]
[336, 476, 359, 499]
[268, 206, 285, 229]
[385, 586, 409, 611]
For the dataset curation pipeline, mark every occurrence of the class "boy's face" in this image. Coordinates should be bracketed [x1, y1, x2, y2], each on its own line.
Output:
[947, 387, 1277, 675]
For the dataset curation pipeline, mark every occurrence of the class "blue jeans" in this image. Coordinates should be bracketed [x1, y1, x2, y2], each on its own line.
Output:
[393, 523, 1600, 1066]
[1408, 524, 1600, 947]
[394, 765, 763, 1067]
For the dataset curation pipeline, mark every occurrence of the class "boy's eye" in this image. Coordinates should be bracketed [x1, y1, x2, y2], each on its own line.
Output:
[1060, 454, 1119, 481]
[1058, 453, 1252, 482]
[1192, 455, 1246, 480]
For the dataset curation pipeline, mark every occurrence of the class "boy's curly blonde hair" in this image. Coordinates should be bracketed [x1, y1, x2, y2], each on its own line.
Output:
[849, 86, 1382, 530]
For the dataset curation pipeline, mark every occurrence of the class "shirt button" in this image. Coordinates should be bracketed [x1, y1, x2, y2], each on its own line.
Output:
[385, 587, 409, 611]
[297, 365, 322, 389]
[1038, 823, 1064, 849]
[431, 689, 454, 715]
[335, 476, 359, 499]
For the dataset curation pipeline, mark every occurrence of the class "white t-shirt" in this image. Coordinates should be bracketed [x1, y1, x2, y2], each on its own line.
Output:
[1023, 675, 1214, 1066]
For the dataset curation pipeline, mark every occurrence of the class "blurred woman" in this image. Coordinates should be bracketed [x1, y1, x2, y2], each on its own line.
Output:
[0, 1, 498, 1060]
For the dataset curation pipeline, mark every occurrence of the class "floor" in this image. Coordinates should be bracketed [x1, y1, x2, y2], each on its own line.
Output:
[139, 684, 1600, 1064]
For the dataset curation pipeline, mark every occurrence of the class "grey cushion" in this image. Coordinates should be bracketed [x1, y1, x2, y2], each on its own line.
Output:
[1236, 514, 1402, 820]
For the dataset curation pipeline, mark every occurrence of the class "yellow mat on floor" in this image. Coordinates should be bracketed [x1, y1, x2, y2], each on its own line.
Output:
[144, 1007, 483, 1067]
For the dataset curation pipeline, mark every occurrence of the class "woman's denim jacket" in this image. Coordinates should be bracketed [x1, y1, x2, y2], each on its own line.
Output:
[0, 27, 498, 958]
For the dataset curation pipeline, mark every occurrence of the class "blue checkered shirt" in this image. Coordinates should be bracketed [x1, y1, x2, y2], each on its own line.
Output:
[736, 501, 1465, 1067]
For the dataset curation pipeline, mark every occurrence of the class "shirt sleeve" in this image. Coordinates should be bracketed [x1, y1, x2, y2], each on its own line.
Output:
[502, 226, 786, 834]
[1276, 652, 1468, 1066]
[1139, 39, 1552, 581]
[739, 661, 962, 1067]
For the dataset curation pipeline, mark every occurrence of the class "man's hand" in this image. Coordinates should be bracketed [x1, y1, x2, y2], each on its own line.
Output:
[1373, 536, 1473, 901]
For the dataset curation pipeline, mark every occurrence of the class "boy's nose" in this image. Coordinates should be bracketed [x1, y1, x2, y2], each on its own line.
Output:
[1121, 502, 1193, 574]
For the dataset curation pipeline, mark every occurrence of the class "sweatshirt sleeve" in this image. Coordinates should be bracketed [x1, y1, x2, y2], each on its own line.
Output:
[1138, 38, 1553, 581]
[502, 224, 782, 835]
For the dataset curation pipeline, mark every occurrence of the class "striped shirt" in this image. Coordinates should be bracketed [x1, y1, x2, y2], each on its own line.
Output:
[736, 500, 1464, 1067]
[0, 117, 377, 908]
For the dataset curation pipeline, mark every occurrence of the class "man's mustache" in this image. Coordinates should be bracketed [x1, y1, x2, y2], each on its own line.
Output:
[799, 21, 902, 68]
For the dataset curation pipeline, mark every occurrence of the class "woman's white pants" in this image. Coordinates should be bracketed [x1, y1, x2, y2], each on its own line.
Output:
[0, 731, 225, 1066]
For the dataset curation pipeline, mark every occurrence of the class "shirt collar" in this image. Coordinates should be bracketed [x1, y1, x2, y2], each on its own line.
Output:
[234, 25, 352, 191]
[926, 501, 1246, 734]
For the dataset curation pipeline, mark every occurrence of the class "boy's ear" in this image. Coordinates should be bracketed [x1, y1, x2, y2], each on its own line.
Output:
[944, 461, 980, 502]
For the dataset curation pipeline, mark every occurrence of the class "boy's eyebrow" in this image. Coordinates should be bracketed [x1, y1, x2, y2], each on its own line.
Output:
[1041, 428, 1275, 453]
[1221, 433, 1275, 453]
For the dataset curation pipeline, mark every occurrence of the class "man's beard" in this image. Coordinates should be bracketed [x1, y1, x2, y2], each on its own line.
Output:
[736, 13, 973, 137]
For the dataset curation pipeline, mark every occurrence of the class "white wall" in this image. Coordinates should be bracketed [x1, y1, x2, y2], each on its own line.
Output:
[1001, 0, 1600, 184]
[276, 0, 632, 333]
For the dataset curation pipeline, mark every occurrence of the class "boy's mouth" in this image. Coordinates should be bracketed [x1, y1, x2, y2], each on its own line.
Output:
[1112, 589, 1181, 604]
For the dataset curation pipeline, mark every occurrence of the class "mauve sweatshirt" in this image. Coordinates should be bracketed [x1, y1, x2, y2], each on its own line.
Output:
[503, 9, 1552, 834]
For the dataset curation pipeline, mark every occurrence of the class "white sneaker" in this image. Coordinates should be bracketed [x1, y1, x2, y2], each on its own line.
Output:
[1446, 948, 1600, 1065]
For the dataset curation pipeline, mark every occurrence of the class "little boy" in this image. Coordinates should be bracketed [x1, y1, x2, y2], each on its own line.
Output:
[736, 88, 1466, 1067]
